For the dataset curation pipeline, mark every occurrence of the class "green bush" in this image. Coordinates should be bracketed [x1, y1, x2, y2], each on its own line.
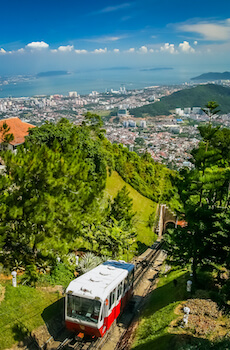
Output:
[48, 263, 74, 288]
[37, 263, 74, 288]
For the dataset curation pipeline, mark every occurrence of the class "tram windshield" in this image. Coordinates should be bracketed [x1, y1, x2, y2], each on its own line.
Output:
[67, 295, 101, 324]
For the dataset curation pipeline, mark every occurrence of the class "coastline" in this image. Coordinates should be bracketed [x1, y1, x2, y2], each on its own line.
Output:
[0, 68, 196, 99]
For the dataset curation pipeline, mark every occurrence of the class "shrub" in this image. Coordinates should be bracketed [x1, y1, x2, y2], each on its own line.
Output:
[77, 253, 102, 274]
[49, 263, 74, 288]
[185, 299, 221, 318]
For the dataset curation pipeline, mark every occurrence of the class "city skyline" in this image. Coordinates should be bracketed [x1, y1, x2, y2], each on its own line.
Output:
[0, 0, 230, 74]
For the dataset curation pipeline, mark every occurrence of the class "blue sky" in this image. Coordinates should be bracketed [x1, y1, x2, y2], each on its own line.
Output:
[1, 0, 230, 74]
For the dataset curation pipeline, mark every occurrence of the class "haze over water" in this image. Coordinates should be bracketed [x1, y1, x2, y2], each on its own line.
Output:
[0, 65, 226, 98]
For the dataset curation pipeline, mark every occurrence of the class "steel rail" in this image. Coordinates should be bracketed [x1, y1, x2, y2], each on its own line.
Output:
[47, 241, 164, 349]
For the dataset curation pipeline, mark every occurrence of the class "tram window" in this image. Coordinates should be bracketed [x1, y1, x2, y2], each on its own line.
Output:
[100, 305, 105, 321]
[131, 270, 134, 284]
[124, 276, 129, 291]
[117, 282, 123, 300]
[67, 295, 101, 323]
[109, 289, 115, 309]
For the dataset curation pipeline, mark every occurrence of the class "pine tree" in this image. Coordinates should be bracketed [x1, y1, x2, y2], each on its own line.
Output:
[164, 102, 230, 281]
[0, 119, 108, 265]
[0, 122, 14, 150]
[110, 186, 135, 228]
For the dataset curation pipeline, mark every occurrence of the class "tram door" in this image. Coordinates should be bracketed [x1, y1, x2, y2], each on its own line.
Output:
[108, 288, 116, 329]
[115, 282, 123, 318]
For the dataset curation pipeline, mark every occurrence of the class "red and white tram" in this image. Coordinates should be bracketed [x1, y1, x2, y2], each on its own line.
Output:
[65, 260, 135, 337]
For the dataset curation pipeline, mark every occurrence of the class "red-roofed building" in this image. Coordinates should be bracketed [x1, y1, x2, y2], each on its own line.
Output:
[0, 117, 35, 151]
[177, 220, 187, 228]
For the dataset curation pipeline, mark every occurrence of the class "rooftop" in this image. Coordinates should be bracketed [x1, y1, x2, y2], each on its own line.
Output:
[0, 117, 35, 146]
[66, 260, 134, 300]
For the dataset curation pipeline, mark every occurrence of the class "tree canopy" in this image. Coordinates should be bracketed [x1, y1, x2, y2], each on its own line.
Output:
[0, 114, 179, 271]
[0, 118, 108, 267]
[164, 102, 230, 280]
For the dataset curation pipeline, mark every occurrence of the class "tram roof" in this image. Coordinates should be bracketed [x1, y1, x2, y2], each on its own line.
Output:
[66, 260, 134, 300]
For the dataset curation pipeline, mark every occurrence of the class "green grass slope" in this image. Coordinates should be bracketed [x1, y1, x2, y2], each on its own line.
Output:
[105, 171, 157, 247]
[132, 266, 230, 350]
[132, 268, 188, 350]
[130, 84, 230, 117]
[0, 283, 62, 349]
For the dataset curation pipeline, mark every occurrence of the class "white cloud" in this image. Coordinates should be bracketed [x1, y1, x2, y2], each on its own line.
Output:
[138, 46, 148, 54]
[149, 48, 154, 53]
[160, 43, 176, 54]
[90, 3, 131, 15]
[93, 48, 107, 54]
[58, 45, 74, 52]
[75, 49, 88, 54]
[194, 40, 198, 45]
[98, 36, 121, 42]
[179, 41, 195, 53]
[17, 48, 25, 53]
[85, 35, 126, 43]
[27, 41, 49, 49]
[50, 49, 58, 53]
[114, 48, 120, 53]
[0, 48, 7, 54]
[127, 47, 135, 53]
[179, 19, 230, 41]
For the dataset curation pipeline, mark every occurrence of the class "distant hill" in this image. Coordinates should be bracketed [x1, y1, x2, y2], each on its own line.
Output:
[37, 70, 69, 78]
[191, 72, 230, 81]
[130, 84, 230, 117]
[140, 67, 173, 71]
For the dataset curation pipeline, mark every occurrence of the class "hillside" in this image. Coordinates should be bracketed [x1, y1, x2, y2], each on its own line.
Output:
[191, 71, 230, 81]
[130, 84, 230, 117]
[105, 171, 157, 247]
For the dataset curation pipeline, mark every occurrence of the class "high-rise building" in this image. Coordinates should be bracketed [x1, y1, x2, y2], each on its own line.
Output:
[69, 91, 78, 98]
[184, 107, 191, 115]
[140, 120, 147, 128]
[129, 120, 136, 127]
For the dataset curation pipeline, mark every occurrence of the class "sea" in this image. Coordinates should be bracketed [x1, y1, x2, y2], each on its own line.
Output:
[0, 66, 224, 98]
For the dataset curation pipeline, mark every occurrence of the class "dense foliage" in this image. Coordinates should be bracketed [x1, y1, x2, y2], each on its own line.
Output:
[112, 144, 181, 211]
[0, 122, 14, 150]
[0, 118, 109, 270]
[0, 114, 179, 279]
[164, 103, 230, 281]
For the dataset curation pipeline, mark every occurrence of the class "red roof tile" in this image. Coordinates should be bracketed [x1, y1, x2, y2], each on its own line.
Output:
[0, 117, 35, 146]
[177, 220, 187, 228]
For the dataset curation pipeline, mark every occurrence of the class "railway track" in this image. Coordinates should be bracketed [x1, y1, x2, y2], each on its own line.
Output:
[114, 241, 165, 350]
[133, 240, 163, 289]
[57, 336, 100, 350]
[47, 240, 164, 350]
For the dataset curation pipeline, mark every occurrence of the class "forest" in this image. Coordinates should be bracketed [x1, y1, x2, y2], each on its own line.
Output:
[0, 105, 229, 292]
[165, 102, 230, 289]
[0, 113, 178, 284]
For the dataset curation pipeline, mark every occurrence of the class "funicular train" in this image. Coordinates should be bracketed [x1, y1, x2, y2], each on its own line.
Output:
[65, 260, 135, 337]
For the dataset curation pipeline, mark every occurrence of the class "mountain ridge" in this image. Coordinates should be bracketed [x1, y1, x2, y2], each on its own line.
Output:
[130, 84, 230, 117]
[191, 71, 230, 81]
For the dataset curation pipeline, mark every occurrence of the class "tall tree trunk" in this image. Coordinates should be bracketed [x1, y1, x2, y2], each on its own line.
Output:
[192, 256, 198, 285]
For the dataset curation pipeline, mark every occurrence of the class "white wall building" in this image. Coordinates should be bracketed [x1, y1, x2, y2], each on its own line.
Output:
[140, 120, 147, 128]
[69, 91, 78, 98]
